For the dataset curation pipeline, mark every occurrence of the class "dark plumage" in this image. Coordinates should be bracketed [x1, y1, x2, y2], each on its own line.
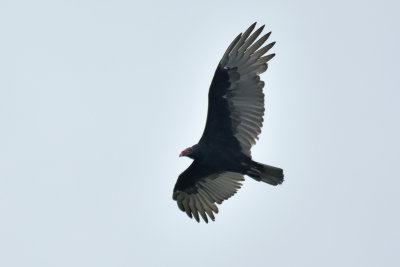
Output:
[173, 23, 284, 223]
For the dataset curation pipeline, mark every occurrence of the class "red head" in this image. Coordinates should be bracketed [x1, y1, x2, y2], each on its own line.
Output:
[179, 147, 193, 157]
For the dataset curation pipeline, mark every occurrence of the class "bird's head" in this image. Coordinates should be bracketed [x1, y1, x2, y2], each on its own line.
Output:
[179, 147, 194, 158]
[179, 145, 199, 159]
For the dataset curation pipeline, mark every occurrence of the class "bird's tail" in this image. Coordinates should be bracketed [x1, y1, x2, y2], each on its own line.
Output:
[247, 161, 284, 185]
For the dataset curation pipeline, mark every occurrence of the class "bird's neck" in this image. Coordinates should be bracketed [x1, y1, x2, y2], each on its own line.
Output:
[189, 144, 203, 160]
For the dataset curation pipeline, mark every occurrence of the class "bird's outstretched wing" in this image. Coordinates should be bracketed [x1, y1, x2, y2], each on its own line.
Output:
[173, 162, 244, 223]
[199, 23, 275, 156]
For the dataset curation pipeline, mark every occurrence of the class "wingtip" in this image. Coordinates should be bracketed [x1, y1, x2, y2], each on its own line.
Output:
[247, 22, 257, 32]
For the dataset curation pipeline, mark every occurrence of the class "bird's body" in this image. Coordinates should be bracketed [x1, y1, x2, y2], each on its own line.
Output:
[173, 23, 283, 223]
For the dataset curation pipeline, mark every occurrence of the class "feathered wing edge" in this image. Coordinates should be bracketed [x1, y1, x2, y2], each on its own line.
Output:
[220, 22, 276, 155]
[173, 172, 244, 223]
[220, 22, 275, 67]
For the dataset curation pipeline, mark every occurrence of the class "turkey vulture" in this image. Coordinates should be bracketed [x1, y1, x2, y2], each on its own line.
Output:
[173, 23, 283, 223]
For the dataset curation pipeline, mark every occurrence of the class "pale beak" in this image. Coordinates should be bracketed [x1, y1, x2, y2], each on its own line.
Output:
[179, 152, 183, 157]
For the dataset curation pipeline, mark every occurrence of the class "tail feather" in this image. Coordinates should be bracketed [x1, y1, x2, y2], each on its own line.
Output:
[247, 161, 284, 185]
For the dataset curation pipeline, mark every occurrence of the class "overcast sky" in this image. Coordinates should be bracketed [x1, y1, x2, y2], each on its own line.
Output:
[1, 0, 399, 266]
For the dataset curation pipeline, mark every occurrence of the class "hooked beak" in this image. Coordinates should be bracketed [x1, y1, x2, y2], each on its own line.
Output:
[179, 151, 184, 157]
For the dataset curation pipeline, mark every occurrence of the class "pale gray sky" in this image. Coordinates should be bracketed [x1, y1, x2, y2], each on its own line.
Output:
[1, 0, 399, 266]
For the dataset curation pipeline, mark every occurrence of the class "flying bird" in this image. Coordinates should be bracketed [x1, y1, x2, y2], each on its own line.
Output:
[173, 23, 283, 223]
